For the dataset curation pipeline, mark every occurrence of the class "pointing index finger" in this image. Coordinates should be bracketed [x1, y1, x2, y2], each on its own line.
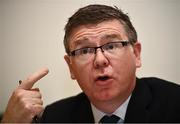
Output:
[18, 67, 49, 90]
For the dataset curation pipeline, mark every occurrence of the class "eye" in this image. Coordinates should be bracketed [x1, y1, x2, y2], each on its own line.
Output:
[107, 44, 114, 49]
[103, 43, 116, 50]
[78, 48, 94, 55]
[103, 42, 124, 52]
[81, 48, 88, 54]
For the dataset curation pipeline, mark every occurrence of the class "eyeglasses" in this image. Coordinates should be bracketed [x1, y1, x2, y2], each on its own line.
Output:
[68, 41, 131, 60]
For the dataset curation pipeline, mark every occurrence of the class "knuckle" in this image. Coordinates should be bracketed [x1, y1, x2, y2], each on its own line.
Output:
[39, 93, 42, 98]
[37, 105, 43, 111]
[13, 89, 23, 99]
[40, 99, 43, 105]
[36, 106, 43, 114]
[32, 105, 43, 115]
[19, 97, 26, 105]
[24, 104, 33, 112]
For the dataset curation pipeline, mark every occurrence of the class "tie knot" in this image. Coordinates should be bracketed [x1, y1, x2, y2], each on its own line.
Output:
[99, 114, 120, 123]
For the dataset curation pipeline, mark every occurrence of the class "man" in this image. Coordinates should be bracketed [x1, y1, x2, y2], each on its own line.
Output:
[2, 4, 180, 123]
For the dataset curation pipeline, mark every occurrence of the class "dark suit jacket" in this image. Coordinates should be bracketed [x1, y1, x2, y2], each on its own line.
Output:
[40, 77, 180, 123]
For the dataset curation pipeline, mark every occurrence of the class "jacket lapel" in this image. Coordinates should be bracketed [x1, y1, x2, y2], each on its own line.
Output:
[72, 93, 95, 123]
[124, 78, 152, 122]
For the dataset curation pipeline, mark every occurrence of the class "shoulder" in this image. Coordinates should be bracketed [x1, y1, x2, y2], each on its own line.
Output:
[137, 77, 180, 94]
[126, 77, 180, 122]
[40, 92, 92, 122]
[135, 77, 180, 107]
[45, 92, 88, 110]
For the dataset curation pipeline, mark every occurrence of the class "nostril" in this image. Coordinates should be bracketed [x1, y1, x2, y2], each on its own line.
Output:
[103, 62, 107, 66]
[94, 52, 109, 68]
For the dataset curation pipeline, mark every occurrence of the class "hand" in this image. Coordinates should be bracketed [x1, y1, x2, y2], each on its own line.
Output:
[1, 67, 49, 123]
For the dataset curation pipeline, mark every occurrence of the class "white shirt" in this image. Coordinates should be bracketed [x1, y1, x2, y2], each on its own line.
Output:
[91, 95, 131, 123]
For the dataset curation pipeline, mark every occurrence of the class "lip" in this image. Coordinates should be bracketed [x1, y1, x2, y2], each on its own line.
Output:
[94, 75, 113, 86]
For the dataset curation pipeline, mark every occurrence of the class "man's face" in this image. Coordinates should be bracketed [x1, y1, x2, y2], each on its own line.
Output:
[64, 19, 141, 106]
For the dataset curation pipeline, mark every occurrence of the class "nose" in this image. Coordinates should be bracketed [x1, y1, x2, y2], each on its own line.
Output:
[93, 48, 109, 69]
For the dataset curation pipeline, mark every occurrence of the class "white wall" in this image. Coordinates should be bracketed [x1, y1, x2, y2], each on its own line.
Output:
[0, 0, 180, 113]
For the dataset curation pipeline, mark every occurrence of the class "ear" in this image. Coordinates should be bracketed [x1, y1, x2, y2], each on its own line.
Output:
[64, 55, 76, 80]
[133, 42, 142, 68]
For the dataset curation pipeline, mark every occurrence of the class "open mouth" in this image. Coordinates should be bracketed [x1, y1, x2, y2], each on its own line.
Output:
[97, 76, 110, 81]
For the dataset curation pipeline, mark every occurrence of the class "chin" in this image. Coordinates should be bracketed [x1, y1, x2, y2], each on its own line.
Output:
[93, 90, 116, 101]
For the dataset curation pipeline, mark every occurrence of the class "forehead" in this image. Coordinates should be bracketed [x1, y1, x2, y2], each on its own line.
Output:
[69, 19, 128, 47]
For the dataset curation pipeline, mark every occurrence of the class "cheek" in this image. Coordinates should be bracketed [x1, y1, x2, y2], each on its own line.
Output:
[111, 54, 137, 92]
[112, 52, 137, 77]
[72, 61, 93, 89]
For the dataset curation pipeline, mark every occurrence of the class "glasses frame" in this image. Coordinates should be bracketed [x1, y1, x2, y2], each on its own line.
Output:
[68, 41, 131, 57]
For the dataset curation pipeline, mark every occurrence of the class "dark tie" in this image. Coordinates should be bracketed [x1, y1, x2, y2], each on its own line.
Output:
[99, 114, 120, 123]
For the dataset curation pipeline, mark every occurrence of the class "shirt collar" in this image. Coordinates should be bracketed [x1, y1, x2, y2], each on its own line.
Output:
[91, 95, 131, 123]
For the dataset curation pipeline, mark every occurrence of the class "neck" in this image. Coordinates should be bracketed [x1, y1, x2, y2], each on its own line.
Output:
[92, 93, 131, 114]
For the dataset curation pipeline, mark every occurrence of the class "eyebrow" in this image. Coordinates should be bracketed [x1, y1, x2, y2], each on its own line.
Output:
[101, 34, 123, 41]
[72, 37, 95, 49]
[72, 33, 123, 48]
[73, 37, 89, 47]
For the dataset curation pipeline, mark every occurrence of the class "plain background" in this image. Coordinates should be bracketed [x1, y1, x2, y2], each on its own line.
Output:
[0, 0, 180, 113]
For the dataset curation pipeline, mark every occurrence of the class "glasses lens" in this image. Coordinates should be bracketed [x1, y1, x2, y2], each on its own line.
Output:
[74, 47, 94, 60]
[103, 42, 124, 54]
[71, 41, 129, 61]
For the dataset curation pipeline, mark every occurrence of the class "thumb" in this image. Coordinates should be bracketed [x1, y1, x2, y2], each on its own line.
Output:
[18, 67, 49, 90]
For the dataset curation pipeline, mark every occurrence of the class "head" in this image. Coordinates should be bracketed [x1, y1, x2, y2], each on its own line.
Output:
[64, 4, 141, 111]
